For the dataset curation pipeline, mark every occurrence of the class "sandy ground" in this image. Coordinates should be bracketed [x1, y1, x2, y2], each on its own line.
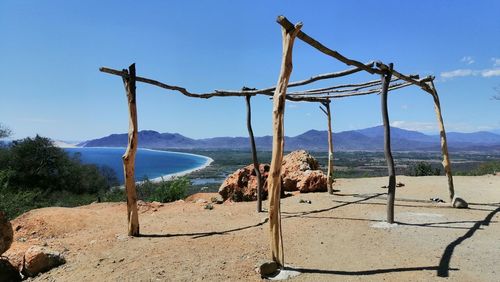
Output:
[4, 175, 500, 281]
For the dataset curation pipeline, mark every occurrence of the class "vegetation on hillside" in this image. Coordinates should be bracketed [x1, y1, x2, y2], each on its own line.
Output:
[0, 127, 189, 219]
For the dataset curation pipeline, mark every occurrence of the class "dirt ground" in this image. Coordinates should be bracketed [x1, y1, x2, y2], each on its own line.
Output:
[5, 175, 500, 281]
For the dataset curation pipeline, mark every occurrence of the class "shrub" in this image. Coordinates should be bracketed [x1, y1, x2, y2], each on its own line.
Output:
[134, 177, 189, 203]
[407, 162, 441, 176]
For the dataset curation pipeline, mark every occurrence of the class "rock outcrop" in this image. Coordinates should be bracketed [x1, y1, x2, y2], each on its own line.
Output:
[22, 246, 66, 277]
[218, 164, 270, 202]
[281, 150, 327, 192]
[0, 211, 13, 255]
[219, 150, 327, 201]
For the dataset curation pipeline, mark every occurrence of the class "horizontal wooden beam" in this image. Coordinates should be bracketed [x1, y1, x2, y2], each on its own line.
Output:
[277, 16, 382, 75]
[214, 63, 374, 95]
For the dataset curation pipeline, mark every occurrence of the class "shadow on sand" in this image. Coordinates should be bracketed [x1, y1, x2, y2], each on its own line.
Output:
[138, 192, 498, 278]
[437, 207, 500, 277]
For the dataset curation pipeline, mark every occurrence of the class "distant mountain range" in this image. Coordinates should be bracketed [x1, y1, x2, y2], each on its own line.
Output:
[79, 126, 500, 152]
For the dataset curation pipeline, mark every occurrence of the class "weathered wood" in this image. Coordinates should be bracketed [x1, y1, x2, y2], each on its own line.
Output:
[277, 16, 380, 75]
[289, 80, 415, 99]
[380, 63, 396, 224]
[245, 95, 263, 212]
[268, 19, 302, 267]
[293, 75, 418, 96]
[122, 63, 140, 236]
[322, 100, 334, 194]
[429, 80, 455, 201]
[101, 64, 372, 98]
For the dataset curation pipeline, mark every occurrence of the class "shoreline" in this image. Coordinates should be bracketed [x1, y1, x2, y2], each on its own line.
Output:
[145, 155, 214, 184]
[69, 146, 214, 186]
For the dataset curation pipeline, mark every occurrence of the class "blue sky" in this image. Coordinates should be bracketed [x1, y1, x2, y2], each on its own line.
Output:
[1, 1, 499, 141]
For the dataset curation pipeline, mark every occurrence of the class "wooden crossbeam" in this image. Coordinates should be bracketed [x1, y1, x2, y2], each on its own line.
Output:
[277, 16, 381, 75]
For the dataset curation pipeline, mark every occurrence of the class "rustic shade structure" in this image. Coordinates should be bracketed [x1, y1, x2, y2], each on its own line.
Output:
[99, 15, 460, 266]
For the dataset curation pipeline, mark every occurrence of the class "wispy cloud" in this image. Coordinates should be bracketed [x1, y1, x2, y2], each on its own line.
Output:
[391, 121, 437, 132]
[461, 56, 475, 65]
[391, 120, 495, 133]
[441, 69, 475, 78]
[441, 57, 500, 79]
[482, 69, 500, 77]
[441, 68, 500, 79]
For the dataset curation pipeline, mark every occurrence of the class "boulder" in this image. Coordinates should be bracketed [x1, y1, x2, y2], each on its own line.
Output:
[296, 170, 328, 193]
[218, 164, 269, 201]
[281, 150, 327, 192]
[22, 246, 66, 277]
[0, 258, 21, 282]
[219, 150, 328, 201]
[0, 211, 13, 255]
[452, 196, 468, 209]
[281, 150, 320, 175]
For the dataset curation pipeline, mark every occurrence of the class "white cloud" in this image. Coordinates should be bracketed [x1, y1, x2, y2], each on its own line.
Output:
[481, 69, 500, 77]
[461, 56, 475, 65]
[441, 69, 476, 78]
[401, 104, 408, 110]
[441, 68, 500, 79]
[391, 121, 437, 132]
[391, 120, 496, 133]
[492, 57, 500, 67]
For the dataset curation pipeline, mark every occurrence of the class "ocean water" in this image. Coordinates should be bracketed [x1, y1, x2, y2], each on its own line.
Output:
[64, 147, 210, 184]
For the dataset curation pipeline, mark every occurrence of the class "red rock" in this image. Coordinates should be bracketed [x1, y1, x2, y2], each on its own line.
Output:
[219, 150, 327, 201]
[218, 164, 269, 201]
[281, 150, 326, 192]
[296, 170, 327, 192]
[22, 246, 65, 277]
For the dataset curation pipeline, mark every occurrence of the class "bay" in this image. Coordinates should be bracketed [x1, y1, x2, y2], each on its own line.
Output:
[64, 147, 212, 184]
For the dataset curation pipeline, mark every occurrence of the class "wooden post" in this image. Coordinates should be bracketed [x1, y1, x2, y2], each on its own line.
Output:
[245, 95, 263, 212]
[429, 80, 455, 201]
[122, 63, 140, 236]
[380, 63, 396, 224]
[320, 99, 334, 194]
[268, 17, 302, 267]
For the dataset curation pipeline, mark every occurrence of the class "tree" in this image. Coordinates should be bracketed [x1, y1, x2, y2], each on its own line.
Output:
[0, 123, 11, 139]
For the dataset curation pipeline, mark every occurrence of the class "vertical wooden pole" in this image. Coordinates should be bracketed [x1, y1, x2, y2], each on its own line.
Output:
[429, 80, 455, 201]
[122, 63, 140, 236]
[325, 100, 334, 193]
[245, 95, 263, 212]
[268, 18, 302, 267]
[320, 100, 334, 194]
[380, 63, 396, 224]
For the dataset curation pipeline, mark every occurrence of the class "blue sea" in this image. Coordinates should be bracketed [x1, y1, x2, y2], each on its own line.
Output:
[64, 147, 211, 184]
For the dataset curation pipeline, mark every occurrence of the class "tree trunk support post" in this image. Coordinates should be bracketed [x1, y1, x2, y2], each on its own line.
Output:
[429, 80, 455, 201]
[122, 63, 140, 236]
[380, 63, 396, 224]
[245, 94, 263, 213]
[268, 17, 302, 268]
[320, 99, 334, 194]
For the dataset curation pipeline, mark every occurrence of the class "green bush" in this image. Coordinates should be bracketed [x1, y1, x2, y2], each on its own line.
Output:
[136, 177, 189, 203]
[0, 135, 117, 194]
[0, 134, 120, 219]
[406, 162, 441, 176]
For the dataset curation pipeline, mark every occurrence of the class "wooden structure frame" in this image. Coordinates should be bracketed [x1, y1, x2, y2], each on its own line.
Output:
[100, 15, 458, 267]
